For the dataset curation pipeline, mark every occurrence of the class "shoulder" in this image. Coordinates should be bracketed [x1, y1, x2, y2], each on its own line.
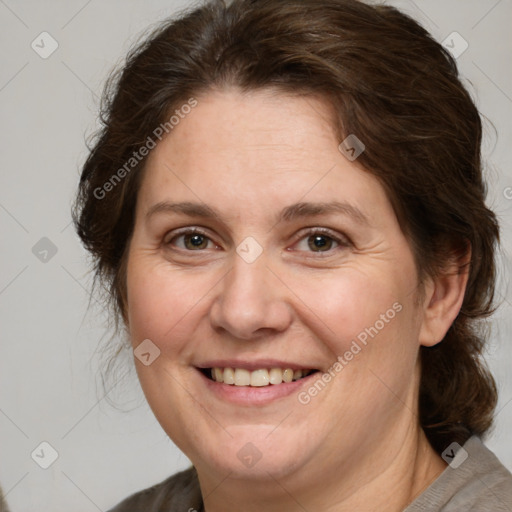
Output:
[458, 436, 512, 510]
[107, 466, 202, 512]
[406, 436, 512, 511]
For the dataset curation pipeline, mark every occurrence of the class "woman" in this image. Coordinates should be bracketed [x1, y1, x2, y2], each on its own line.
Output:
[73, 0, 512, 510]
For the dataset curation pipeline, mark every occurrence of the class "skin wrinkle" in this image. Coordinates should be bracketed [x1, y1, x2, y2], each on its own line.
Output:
[124, 89, 468, 512]
[70, 2, 506, 507]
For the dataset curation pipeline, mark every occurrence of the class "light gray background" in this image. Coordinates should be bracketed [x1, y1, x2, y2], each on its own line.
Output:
[1, 0, 511, 510]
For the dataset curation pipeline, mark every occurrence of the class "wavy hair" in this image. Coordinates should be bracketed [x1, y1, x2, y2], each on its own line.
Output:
[73, 0, 500, 453]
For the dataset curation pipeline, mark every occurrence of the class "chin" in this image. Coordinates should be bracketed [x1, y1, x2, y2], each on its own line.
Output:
[190, 425, 311, 481]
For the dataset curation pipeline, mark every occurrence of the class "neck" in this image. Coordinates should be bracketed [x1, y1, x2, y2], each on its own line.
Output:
[196, 424, 446, 512]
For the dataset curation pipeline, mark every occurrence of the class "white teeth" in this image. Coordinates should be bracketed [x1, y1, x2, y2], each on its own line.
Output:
[282, 368, 294, 383]
[269, 368, 283, 385]
[223, 368, 235, 385]
[234, 368, 251, 386]
[251, 369, 270, 387]
[210, 367, 312, 386]
[213, 368, 224, 383]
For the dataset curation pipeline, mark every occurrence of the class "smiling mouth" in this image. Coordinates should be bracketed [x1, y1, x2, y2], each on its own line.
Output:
[200, 367, 319, 387]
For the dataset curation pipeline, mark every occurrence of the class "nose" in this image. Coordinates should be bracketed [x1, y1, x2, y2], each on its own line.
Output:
[209, 254, 293, 340]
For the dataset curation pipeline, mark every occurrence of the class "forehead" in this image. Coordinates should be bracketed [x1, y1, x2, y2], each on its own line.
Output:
[136, 88, 394, 226]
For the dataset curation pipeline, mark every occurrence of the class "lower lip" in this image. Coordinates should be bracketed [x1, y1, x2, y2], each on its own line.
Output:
[197, 369, 318, 406]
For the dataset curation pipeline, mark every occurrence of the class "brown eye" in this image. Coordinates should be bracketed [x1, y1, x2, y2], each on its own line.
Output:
[307, 234, 336, 252]
[166, 229, 215, 251]
[183, 233, 209, 250]
[292, 228, 348, 254]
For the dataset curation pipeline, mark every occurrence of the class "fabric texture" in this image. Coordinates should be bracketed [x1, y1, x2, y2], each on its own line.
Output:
[108, 436, 512, 511]
[108, 465, 203, 512]
[403, 436, 512, 511]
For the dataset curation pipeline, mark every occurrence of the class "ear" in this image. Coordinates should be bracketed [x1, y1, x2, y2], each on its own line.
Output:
[418, 246, 471, 347]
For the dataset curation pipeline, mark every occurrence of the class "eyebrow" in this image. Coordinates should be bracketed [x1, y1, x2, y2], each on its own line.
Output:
[145, 200, 369, 226]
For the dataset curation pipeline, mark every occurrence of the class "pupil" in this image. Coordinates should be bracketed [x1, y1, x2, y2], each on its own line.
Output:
[187, 234, 206, 249]
[310, 235, 331, 251]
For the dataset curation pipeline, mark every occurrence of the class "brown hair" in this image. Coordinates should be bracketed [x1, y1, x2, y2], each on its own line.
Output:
[73, 0, 500, 454]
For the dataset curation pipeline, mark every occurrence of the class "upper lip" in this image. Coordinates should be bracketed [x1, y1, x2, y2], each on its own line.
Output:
[195, 359, 318, 371]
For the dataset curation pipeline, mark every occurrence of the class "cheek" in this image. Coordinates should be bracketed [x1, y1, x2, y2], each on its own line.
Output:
[289, 262, 423, 405]
[125, 257, 214, 350]
[302, 271, 421, 413]
[291, 269, 410, 350]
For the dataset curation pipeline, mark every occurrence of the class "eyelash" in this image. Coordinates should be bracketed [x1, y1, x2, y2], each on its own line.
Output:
[164, 227, 350, 255]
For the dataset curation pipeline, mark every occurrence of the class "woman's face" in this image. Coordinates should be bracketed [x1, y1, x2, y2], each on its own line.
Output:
[126, 89, 431, 483]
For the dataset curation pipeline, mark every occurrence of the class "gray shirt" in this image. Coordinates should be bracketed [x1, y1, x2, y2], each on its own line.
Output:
[109, 436, 512, 511]
[404, 436, 512, 511]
